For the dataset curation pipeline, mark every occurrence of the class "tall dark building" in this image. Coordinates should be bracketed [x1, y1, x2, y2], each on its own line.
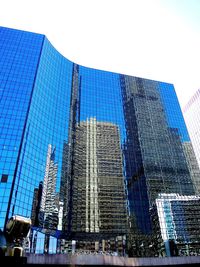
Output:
[69, 118, 127, 238]
[154, 193, 200, 257]
[120, 75, 199, 255]
[39, 144, 58, 230]
[31, 181, 43, 227]
[0, 26, 199, 256]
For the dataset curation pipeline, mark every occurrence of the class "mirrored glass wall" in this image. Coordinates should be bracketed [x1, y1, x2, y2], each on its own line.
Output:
[0, 26, 200, 256]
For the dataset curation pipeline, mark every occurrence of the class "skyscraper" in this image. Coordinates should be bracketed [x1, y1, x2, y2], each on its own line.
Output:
[183, 89, 200, 193]
[39, 144, 58, 230]
[68, 118, 127, 237]
[120, 76, 199, 255]
[0, 26, 199, 256]
[155, 193, 200, 256]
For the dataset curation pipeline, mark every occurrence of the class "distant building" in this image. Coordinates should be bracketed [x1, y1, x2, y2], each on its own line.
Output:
[155, 194, 200, 256]
[183, 89, 200, 192]
[120, 76, 198, 255]
[67, 118, 128, 238]
[60, 118, 128, 253]
[182, 142, 200, 194]
[40, 144, 58, 230]
[31, 181, 43, 227]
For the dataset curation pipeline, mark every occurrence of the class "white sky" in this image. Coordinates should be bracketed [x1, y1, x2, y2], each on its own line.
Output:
[1, 0, 200, 109]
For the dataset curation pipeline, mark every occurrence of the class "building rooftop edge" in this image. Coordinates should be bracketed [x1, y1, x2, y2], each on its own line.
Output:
[0, 25, 174, 87]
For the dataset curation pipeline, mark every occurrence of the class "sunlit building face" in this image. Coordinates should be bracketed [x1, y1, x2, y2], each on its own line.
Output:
[0, 26, 199, 256]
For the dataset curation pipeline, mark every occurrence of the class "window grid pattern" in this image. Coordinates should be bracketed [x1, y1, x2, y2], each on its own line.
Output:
[0, 26, 199, 257]
[0, 27, 44, 229]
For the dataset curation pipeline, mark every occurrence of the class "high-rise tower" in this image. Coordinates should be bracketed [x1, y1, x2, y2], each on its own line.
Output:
[39, 144, 58, 230]
[0, 26, 199, 257]
[120, 76, 197, 255]
[68, 118, 127, 238]
[183, 89, 200, 193]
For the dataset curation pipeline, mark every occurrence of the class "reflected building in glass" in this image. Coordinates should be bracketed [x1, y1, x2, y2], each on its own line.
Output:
[39, 144, 59, 231]
[68, 118, 127, 237]
[0, 26, 199, 256]
[154, 193, 200, 257]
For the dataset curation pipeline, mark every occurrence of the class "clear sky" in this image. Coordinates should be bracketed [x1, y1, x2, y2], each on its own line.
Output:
[0, 0, 200, 109]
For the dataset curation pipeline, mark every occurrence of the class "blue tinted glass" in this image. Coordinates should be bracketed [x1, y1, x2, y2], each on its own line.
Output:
[158, 82, 190, 142]
[0, 27, 44, 228]
[0, 26, 198, 257]
[8, 38, 73, 224]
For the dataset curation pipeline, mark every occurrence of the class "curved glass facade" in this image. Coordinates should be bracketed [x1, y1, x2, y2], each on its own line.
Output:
[0, 26, 199, 256]
[0, 27, 44, 228]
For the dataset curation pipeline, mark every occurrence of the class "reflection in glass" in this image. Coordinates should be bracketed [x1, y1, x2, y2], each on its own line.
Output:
[0, 26, 200, 257]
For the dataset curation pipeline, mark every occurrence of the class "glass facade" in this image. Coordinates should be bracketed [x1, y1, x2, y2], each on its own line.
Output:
[184, 89, 200, 193]
[0, 26, 199, 256]
[155, 194, 200, 256]
[0, 27, 73, 231]
[0, 27, 44, 228]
